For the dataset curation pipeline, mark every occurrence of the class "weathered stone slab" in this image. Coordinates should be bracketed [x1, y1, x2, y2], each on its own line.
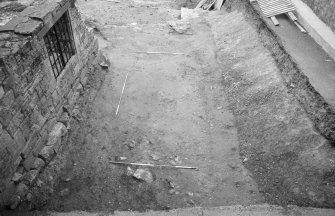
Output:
[11, 172, 22, 183]
[31, 157, 45, 170]
[14, 18, 43, 36]
[21, 169, 38, 185]
[38, 145, 55, 162]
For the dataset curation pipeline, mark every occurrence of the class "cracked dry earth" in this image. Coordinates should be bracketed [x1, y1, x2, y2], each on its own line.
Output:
[18, 0, 335, 213]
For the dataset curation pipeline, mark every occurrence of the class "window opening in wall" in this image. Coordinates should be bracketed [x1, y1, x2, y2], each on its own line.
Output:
[44, 11, 76, 79]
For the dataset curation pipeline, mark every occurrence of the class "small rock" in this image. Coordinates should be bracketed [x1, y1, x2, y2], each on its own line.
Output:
[127, 140, 136, 149]
[133, 168, 154, 183]
[292, 187, 300, 195]
[22, 170, 39, 185]
[217, 106, 223, 110]
[168, 189, 175, 194]
[168, 20, 191, 34]
[170, 156, 181, 165]
[16, 183, 28, 197]
[11, 172, 23, 183]
[99, 62, 109, 68]
[36, 179, 43, 187]
[234, 181, 242, 188]
[32, 158, 45, 170]
[9, 195, 20, 210]
[59, 188, 70, 197]
[39, 146, 55, 161]
[187, 192, 194, 196]
[16, 166, 24, 174]
[72, 108, 80, 117]
[140, 138, 151, 146]
[243, 158, 248, 163]
[187, 199, 195, 205]
[170, 160, 177, 165]
[65, 178, 71, 182]
[166, 179, 175, 189]
[308, 190, 316, 199]
[150, 153, 160, 161]
[0, 86, 4, 99]
[126, 167, 134, 176]
[115, 156, 127, 161]
[26, 193, 32, 202]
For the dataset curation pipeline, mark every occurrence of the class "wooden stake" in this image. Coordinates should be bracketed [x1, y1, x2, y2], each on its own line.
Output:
[135, 51, 184, 55]
[115, 72, 129, 117]
[270, 16, 279, 26]
[214, 0, 225, 10]
[293, 21, 307, 33]
[110, 161, 198, 170]
[286, 12, 306, 33]
[196, 0, 208, 9]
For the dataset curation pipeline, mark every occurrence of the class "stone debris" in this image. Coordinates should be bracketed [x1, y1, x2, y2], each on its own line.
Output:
[36, 179, 43, 187]
[140, 138, 152, 146]
[26, 193, 32, 202]
[181, 7, 200, 20]
[168, 20, 191, 34]
[169, 189, 176, 194]
[115, 156, 127, 161]
[38, 146, 56, 161]
[170, 156, 181, 165]
[22, 170, 39, 185]
[15, 183, 28, 197]
[166, 178, 175, 189]
[9, 195, 21, 210]
[133, 168, 154, 183]
[99, 61, 109, 68]
[32, 158, 45, 170]
[150, 153, 160, 161]
[217, 106, 223, 110]
[187, 192, 194, 196]
[59, 188, 70, 197]
[11, 172, 23, 183]
[127, 140, 136, 149]
[126, 167, 134, 176]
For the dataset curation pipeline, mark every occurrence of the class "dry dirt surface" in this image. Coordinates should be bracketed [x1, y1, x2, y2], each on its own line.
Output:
[8, 0, 335, 213]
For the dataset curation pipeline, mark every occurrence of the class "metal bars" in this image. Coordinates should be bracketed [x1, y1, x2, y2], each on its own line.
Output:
[44, 11, 76, 79]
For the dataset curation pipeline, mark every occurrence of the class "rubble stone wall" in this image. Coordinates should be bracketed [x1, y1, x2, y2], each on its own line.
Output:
[0, 0, 102, 205]
[302, 0, 335, 33]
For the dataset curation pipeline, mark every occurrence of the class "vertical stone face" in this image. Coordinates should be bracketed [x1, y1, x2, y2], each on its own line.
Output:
[302, 0, 335, 33]
[0, 0, 102, 203]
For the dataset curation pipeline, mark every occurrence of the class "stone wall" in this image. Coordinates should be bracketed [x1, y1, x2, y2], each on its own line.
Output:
[0, 0, 106, 208]
[302, 0, 335, 33]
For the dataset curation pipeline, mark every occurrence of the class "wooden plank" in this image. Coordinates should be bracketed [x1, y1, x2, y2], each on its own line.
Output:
[195, 0, 208, 9]
[270, 16, 280, 26]
[287, 11, 297, 21]
[258, 0, 296, 17]
[293, 21, 307, 33]
[214, 0, 224, 10]
[203, 0, 216, 10]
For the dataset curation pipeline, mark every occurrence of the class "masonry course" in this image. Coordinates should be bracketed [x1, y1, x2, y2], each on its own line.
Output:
[0, 0, 108, 209]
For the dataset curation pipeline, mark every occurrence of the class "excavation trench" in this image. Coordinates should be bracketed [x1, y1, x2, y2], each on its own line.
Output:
[8, 0, 335, 213]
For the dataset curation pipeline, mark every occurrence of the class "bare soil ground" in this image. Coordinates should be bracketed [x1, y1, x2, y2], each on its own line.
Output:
[7, 0, 335, 213]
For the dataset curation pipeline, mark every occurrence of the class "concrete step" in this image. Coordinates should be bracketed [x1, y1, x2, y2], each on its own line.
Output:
[45, 205, 335, 216]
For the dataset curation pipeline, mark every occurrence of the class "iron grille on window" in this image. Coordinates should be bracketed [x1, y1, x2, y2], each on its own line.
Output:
[44, 11, 76, 78]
